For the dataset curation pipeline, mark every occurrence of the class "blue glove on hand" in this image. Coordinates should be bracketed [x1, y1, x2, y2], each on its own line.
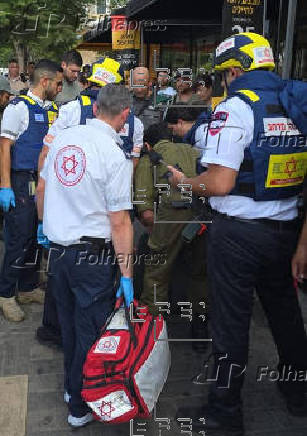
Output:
[116, 277, 134, 307]
[37, 223, 50, 249]
[0, 188, 15, 212]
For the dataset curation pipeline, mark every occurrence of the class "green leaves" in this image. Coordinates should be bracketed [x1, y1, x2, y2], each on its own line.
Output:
[0, 0, 95, 65]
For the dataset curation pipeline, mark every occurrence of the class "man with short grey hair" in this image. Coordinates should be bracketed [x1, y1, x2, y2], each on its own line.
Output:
[96, 82, 132, 116]
[36, 83, 134, 428]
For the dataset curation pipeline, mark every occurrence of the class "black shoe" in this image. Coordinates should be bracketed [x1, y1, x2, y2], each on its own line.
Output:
[175, 405, 244, 436]
[191, 318, 210, 353]
[277, 381, 307, 416]
[36, 325, 62, 348]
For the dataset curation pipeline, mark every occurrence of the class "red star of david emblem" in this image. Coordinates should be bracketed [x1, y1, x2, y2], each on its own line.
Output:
[285, 157, 297, 177]
[99, 401, 115, 418]
[61, 155, 78, 176]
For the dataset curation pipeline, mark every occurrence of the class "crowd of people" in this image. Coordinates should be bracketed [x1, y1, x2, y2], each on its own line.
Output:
[0, 31, 307, 435]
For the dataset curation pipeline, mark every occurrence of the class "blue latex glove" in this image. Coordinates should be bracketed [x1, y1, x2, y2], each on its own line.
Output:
[116, 277, 134, 307]
[37, 223, 50, 249]
[0, 188, 15, 212]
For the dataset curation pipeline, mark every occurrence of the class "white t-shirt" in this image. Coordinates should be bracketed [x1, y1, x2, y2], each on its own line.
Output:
[199, 96, 298, 220]
[158, 87, 177, 97]
[45, 99, 144, 152]
[1, 90, 53, 141]
[40, 118, 133, 245]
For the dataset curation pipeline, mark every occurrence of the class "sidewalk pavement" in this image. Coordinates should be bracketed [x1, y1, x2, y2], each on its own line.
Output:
[0, 236, 307, 435]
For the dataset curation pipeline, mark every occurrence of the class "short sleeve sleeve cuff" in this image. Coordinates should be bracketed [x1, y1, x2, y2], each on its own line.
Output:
[107, 201, 133, 212]
[105, 157, 133, 212]
[1, 102, 26, 140]
[40, 153, 50, 180]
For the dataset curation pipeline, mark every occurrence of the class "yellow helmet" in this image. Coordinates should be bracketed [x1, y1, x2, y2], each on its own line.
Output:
[87, 57, 123, 86]
[214, 32, 275, 72]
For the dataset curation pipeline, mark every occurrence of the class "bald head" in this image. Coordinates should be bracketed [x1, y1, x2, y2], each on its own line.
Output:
[131, 67, 150, 98]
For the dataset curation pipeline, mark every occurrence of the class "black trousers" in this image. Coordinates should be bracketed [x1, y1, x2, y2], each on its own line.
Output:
[207, 214, 307, 419]
[42, 273, 60, 335]
[48, 244, 116, 417]
[0, 171, 40, 297]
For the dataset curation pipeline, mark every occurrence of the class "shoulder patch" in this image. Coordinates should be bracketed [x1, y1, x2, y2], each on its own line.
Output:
[209, 111, 229, 136]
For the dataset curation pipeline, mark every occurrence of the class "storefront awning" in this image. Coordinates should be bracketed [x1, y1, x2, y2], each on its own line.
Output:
[82, 15, 111, 43]
[126, 0, 224, 20]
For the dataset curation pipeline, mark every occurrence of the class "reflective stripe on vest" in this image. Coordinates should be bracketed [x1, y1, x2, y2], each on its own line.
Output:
[79, 95, 95, 125]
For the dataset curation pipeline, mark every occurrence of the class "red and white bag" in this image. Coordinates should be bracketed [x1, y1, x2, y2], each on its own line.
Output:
[82, 299, 170, 423]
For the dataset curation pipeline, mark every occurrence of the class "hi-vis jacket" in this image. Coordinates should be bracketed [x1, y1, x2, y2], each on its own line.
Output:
[211, 71, 307, 201]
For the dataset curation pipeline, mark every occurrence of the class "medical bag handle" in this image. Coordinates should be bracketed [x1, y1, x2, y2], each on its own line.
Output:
[110, 297, 138, 347]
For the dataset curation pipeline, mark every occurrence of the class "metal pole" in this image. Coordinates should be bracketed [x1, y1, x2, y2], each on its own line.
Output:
[263, 0, 267, 36]
[282, 0, 297, 79]
[140, 22, 144, 66]
[276, 0, 283, 71]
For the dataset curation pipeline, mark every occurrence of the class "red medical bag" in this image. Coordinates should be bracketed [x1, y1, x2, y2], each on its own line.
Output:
[82, 299, 170, 423]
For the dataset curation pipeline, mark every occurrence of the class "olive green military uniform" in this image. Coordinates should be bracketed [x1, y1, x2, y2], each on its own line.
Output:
[134, 139, 207, 315]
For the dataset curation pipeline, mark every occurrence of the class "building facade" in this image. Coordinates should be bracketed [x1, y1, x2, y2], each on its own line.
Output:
[78, 0, 307, 81]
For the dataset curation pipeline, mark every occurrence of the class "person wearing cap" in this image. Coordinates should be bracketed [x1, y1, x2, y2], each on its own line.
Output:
[0, 60, 63, 323]
[168, 32, 307, 435]
[36, 57, 143, 346]
[0, 76, 16, 128]
[55, 50, 83, 106]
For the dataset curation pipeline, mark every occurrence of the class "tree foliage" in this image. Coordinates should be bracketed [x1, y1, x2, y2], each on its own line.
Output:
[0, 0, 95, 68]
[110, 0, 129, 9]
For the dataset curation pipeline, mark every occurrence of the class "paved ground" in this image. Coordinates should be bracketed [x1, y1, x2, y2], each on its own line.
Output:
[1, 293, 307, 436]
[1, 239, 307, 435]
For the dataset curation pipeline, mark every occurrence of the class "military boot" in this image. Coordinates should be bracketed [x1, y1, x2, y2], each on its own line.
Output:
[0, 296, 25, 322]
[18, 287, 45, 304]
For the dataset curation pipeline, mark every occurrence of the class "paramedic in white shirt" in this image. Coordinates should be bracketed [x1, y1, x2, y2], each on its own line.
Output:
[168, 32, 307, 435]
[0, 60, 62, 323]
[36, 84, 134, 428]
